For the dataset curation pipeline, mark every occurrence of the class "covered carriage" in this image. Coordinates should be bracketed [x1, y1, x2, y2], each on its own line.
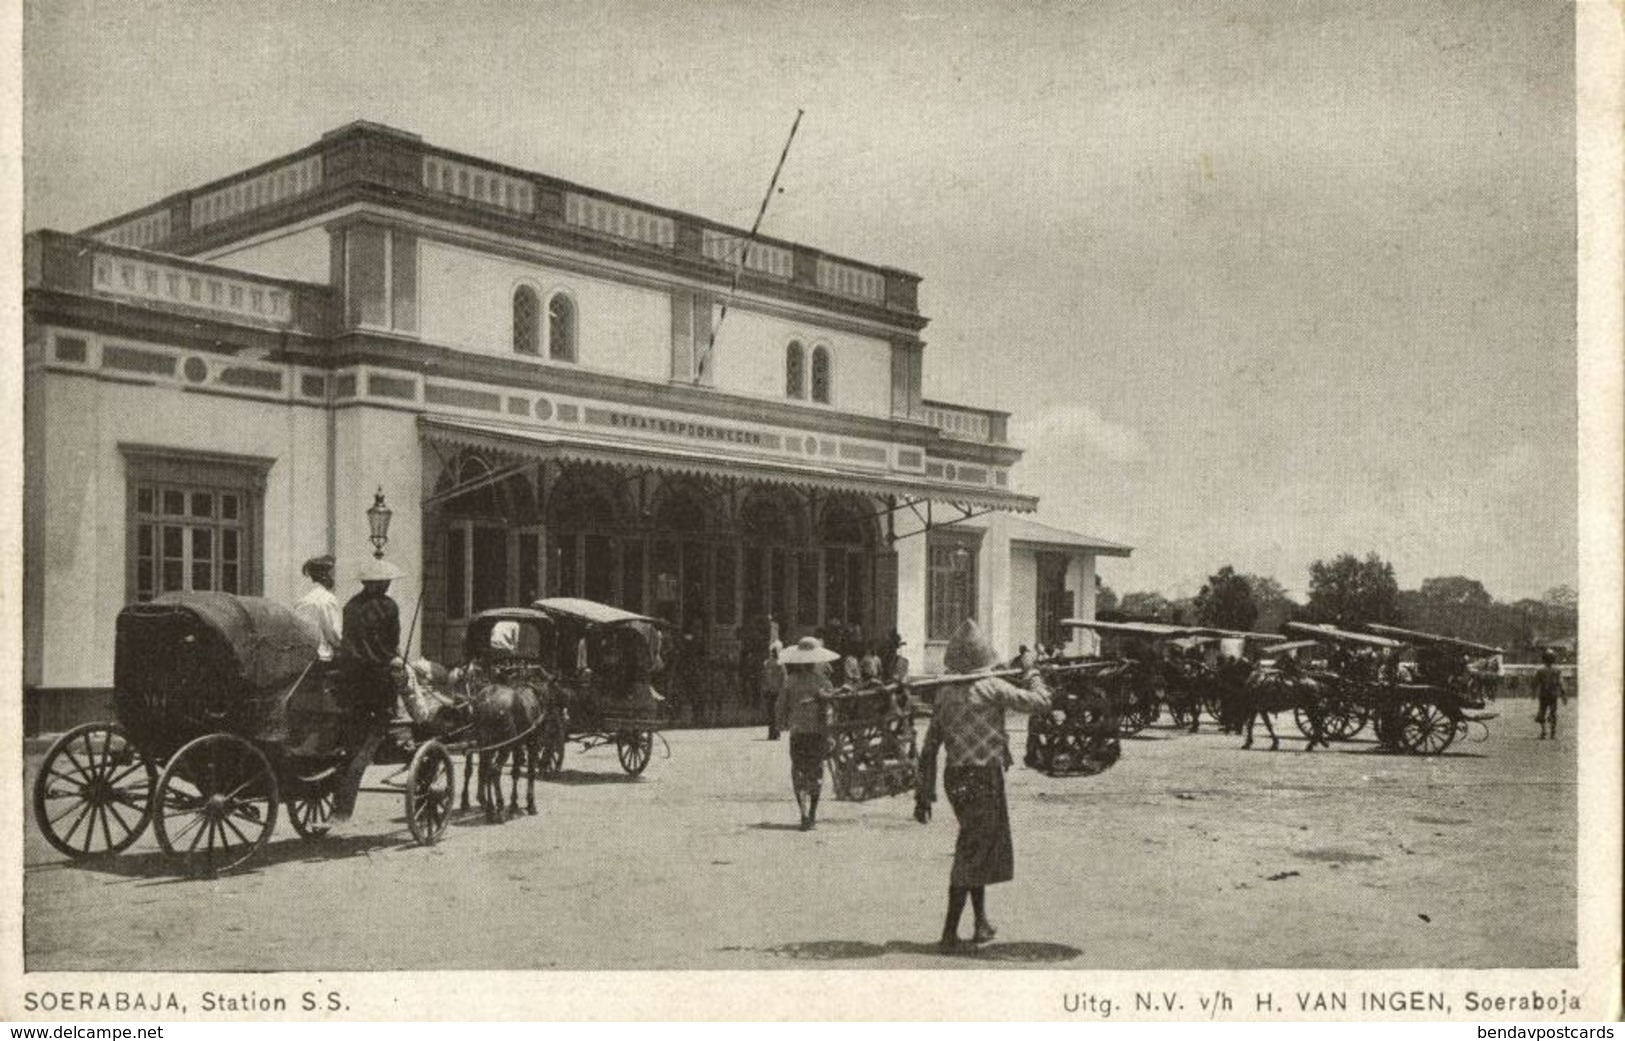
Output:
[31, 592, 459, 875]
[1283, 622, 1497, 754]
[528, 598, 671, 777]
[1060, 619, 1214, 734]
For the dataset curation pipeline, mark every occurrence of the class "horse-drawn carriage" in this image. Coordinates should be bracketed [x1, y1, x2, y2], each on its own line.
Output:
[31, 592, 460, 876]
[1282, 622, 1497, 754]
[528, 598, 670, 778]
[1364, 623, 1504, 703]
[1061, 619, 1230, 734]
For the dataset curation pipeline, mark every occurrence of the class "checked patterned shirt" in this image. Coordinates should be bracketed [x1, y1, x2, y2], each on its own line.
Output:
[924, 673, 1052, 769]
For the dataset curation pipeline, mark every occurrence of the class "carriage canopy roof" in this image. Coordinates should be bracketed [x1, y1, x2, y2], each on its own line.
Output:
[135, 592, 317, 690]
[1060, 619, 1197, 638]
[1363, 623, 1503, 655]
[1285, 622, 1404, 649]
[532, 598, 666, 629]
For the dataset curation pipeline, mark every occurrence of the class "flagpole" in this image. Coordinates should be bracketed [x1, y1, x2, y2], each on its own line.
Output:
[701, 109, 804, 381]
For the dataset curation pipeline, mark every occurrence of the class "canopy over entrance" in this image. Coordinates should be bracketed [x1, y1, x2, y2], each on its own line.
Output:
[419, 415, 1037, 514]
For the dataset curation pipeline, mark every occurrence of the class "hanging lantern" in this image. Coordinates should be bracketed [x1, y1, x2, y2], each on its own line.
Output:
[366, 488, 393, 559]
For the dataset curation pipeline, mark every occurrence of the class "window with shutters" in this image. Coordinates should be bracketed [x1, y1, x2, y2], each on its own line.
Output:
[122, 446, 271, 602]
[811, 344, 832, 404]
[513, 285, 540, 355]
[786, 341, 806, 399]
[926, 533, 980, 641]
[548, 291, 577, 362]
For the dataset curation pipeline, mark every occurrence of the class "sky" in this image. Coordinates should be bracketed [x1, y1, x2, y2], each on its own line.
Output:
[21, 0, 1579, 603]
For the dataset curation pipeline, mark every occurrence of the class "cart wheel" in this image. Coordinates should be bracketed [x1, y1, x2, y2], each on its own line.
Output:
[1115, 699, 1148, 737]
[539, 711, 566, 778]
[154, 734, 278, 876]
[33, 722, 156, 859]
[1320, 697, 1369, 741]
[285, 773, 339, 841]
[1400, 701, 1457, 755]
[405, 740, 455, 846]
[616, 730, 654, 777]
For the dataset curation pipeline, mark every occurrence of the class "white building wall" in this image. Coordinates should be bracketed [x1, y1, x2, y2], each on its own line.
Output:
[980, 517, 1013, 663]
[1067, 554, 1099, 655]
[708, 306, 892, 417]
[201, 225, 334, 285]
[33, 354, 329, 689]
[331, 404, 425, 651]
[892, 512, 928, 674]
[1008, 545, 1039, 654]
[415, 239, 670, 383]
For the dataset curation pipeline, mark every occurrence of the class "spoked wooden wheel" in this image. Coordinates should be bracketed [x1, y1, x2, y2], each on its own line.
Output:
[615, 730, 653, 776]
[33, 722, 156, 858]
[1318, 696, 1369, 741]
[1115, 692, 1151, 736]
[1400, 701, 1457, 755]
[405, 740, 455, 846]
[285, 770, 339, 841]
[154, 734, 279, 876]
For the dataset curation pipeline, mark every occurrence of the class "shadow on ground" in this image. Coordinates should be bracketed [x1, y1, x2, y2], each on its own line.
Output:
[541, 769, 648, 786]
[727, 938, 1082, 963]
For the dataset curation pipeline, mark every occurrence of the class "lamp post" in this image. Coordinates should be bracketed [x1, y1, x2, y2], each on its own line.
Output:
[366, 488, 393, 559]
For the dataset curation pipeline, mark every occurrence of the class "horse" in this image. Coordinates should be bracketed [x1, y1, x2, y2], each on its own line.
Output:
[1237, 664, 1329, 752]
[461, 678, 547, 822]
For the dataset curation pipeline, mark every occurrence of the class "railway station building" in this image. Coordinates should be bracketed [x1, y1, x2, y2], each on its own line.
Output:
[21, 121, 1131, 731]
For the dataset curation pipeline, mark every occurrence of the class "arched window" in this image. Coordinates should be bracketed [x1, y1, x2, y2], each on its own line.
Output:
[785, 341, 806, 399]
[513, 286, 539, 356]
[810, 345, 831, 404]
[548, 292, 576, 362]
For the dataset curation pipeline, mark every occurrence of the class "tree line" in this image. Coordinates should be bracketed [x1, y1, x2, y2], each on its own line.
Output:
[1098, 553, 1577, 663]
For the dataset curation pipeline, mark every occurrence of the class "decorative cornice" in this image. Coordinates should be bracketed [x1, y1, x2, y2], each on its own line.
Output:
[75, 121, 929, 330]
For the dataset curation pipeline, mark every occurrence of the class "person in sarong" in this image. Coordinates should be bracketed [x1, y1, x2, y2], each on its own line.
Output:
[776, 636, 838, 831]
[915, 619, 1051, 950]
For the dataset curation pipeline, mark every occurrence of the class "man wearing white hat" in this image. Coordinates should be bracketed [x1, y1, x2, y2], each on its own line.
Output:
[340, 560, 403, 727]
[776, 635, 840, 830]
[332, 557, 405, 820]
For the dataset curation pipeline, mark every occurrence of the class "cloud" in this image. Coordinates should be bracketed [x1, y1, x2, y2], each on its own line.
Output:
[1021, 403, 1150, 464]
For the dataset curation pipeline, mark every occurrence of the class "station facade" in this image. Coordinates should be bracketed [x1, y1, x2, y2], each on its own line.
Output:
[21, 121, 1130, 731]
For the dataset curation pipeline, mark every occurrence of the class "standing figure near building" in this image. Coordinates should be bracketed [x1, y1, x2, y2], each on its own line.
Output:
[880, 631, 910, 685]
[288, 554, 343, 757]
[341, 559, 403, 738]
[915, 619, 1051, 951]
[859, 642, 883, 684]
[761, 640, 787, 741]
[776, 636, 838, 831]
[293, 554, 343, 661]
[677, 617, 709, 725]
[331, 558, 404, 819]
[739, 613, 774, 731]
[1533, 649, 1568, 740]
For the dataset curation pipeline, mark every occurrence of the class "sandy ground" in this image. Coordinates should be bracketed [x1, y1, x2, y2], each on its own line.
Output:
[22, 705, 1576, 971]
